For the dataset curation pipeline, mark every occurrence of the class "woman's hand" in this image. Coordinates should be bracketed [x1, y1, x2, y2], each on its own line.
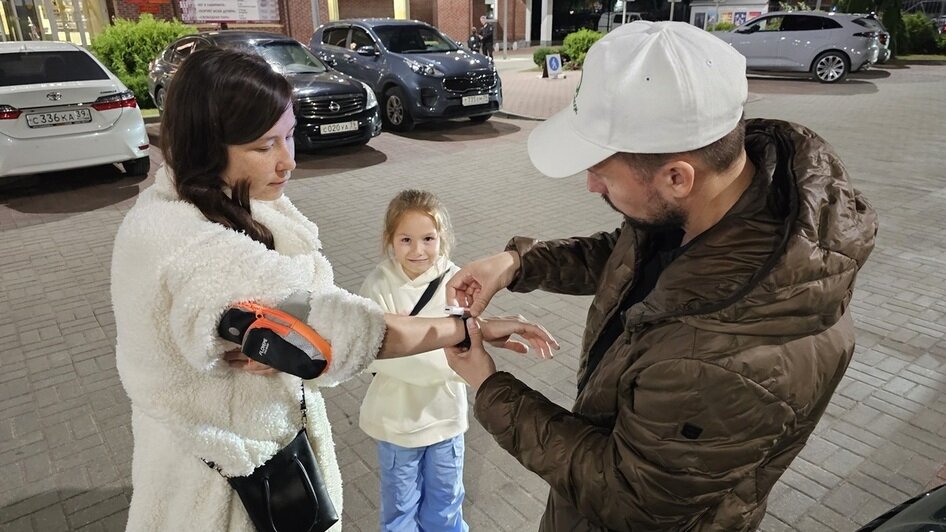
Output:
[479, 315, 559, 359]
[223, 348, 279, 376]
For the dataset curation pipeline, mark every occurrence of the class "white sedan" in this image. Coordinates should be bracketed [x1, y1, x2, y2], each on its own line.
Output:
[0, 41, 150, 179]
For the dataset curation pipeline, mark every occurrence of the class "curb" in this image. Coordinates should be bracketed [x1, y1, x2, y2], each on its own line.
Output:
[495, 110, 546, 121]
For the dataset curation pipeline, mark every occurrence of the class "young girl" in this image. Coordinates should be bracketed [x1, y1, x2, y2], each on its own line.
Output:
[359, 190, 469, 532]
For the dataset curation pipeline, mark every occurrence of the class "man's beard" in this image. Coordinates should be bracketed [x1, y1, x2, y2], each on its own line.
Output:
[601, 194, 686, 232]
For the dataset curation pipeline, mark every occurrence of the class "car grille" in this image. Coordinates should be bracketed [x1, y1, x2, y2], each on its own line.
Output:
[443, 71, 497, 94]
[298, 94, 365, 119]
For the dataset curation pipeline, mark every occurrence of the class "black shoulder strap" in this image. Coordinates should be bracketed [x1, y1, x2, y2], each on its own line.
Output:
[409, 270, 449, 316]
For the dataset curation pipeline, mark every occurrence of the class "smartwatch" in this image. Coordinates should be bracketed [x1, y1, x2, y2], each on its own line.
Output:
[445, 306, 472, 349]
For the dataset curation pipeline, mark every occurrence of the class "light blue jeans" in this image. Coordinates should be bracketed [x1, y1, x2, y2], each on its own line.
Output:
[376, 435, 469, 532]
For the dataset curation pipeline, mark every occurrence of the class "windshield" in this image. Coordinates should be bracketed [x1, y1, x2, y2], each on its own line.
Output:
[374, 25, 458, 53]
[253, 41, 328, 74]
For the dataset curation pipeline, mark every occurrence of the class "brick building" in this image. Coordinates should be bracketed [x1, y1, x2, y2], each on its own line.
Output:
[105, 0, 537, 48]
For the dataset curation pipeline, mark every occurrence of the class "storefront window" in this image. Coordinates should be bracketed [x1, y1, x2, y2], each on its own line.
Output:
[0, 0, 107, 44]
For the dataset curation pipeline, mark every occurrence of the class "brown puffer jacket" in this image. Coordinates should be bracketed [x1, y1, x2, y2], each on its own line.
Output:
[475, 119, 878, 531]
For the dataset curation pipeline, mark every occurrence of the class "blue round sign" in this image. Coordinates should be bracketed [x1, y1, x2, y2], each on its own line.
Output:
[549, 56, 560, 71]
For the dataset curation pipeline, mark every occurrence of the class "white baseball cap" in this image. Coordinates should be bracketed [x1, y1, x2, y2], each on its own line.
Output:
[527, 21, 748, 178]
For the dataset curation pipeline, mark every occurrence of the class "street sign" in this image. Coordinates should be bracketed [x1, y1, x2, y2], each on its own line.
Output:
[546, 53, 563, 79]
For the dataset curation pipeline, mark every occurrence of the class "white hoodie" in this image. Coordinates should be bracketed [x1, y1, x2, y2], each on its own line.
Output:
[358, 256, 468, 448]
[110, 166, 385, 531]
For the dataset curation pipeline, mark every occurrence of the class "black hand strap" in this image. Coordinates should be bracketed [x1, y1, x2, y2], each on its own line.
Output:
[409, 270, 448, 317]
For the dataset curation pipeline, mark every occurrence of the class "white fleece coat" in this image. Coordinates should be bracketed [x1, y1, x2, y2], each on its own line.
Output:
[358, 256, 468, 448]
[110, 166, 385, 531]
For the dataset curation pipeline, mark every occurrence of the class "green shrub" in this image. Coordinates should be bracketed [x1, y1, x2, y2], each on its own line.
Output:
[707, 21, 737, 32]
[939, 34, 946, 54]
[902, 12, 938, 54]
[777, 1, 812, 10]
[562, 28, 603, 68]
[532, 47, 568, 67]
[90, 14, 194, 108]
[533, 47, 554, 67]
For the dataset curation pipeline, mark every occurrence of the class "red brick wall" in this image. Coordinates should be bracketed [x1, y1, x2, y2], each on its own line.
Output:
[479, 0, 528, 44]
[432, 0, 472, 42]
[316, 0, 328, 25]
[410, 0, 434, 23]
[112, 0, 174, 21]
[340, 0, 395, 18]
[108, 0, 531, 45]
[284, 0, 314, 42]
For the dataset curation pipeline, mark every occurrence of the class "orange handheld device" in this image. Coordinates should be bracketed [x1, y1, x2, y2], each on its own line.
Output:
[218, 302, 332, 379]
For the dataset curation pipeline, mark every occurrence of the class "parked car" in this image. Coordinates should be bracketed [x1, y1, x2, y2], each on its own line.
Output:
[853, 14, 891, 63]
[0, 41, 149, 179]
[148, 31, 381, 151]
[713, 11, 881, 83]
[309, 19, 501, 132]
[857, 483, 946, 531]
[597, 11, 644, 33]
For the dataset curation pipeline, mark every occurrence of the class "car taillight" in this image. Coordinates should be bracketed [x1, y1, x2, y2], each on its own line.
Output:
[853, 31, 879, 39]
[91, 90, 138, 111]
[0, 105, 21, 120]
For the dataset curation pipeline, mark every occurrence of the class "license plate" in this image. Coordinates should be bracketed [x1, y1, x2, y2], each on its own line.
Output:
[462, 94, 489, 106]
[320, 120, 359, 135]
[26, 108, 92, 128]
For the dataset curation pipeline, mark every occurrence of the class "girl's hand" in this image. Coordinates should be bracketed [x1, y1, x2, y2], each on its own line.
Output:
[479, 315, 559, 360]
[223, 348, 279, 375]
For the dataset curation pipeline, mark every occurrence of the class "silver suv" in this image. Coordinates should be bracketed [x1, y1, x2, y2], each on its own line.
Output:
[713, 12, 881, 83]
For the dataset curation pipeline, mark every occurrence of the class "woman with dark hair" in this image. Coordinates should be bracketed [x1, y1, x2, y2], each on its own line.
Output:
[110, 48, 556, 531]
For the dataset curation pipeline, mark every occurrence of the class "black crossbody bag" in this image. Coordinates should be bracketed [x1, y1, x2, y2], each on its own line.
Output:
[409, 270, 449, 317]
[206, 384, 339, 532]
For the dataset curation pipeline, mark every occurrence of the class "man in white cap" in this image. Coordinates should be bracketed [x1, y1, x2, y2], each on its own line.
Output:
[445, 21, 878, 530]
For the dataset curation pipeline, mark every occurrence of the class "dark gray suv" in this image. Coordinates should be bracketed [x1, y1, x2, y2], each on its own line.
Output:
[309, 19, 502, 132]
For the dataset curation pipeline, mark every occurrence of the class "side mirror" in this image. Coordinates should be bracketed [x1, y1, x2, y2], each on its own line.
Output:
[316, 52, 336, 66]
[356, 45, 379, 56]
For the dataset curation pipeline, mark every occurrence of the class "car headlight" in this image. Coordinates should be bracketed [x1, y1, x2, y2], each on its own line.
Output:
[360, 81, 378, 109]
[403, 58, 444, 78]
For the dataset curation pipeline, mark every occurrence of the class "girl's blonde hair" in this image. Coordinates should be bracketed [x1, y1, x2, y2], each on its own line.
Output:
[382, 189, 454, 258]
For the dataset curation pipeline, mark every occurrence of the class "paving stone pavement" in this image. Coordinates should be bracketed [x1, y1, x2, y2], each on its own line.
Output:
[1, 61, 946, 531]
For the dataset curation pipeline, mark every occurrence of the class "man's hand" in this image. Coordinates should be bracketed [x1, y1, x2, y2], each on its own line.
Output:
[480, 315, 558, 359]
[224, 348, 278, 376]
[447, 316, 559, 390]
[447, 251, 521, 317]
[445, 318, 497, 390]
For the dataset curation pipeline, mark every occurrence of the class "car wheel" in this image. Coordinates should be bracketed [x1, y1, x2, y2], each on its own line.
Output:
[155, 87, 167, 112]
[812, 52, 848, 83]
[469, 113, 492, 123]
[123, 156, 150, 176]
[382, 87, 415, 132]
